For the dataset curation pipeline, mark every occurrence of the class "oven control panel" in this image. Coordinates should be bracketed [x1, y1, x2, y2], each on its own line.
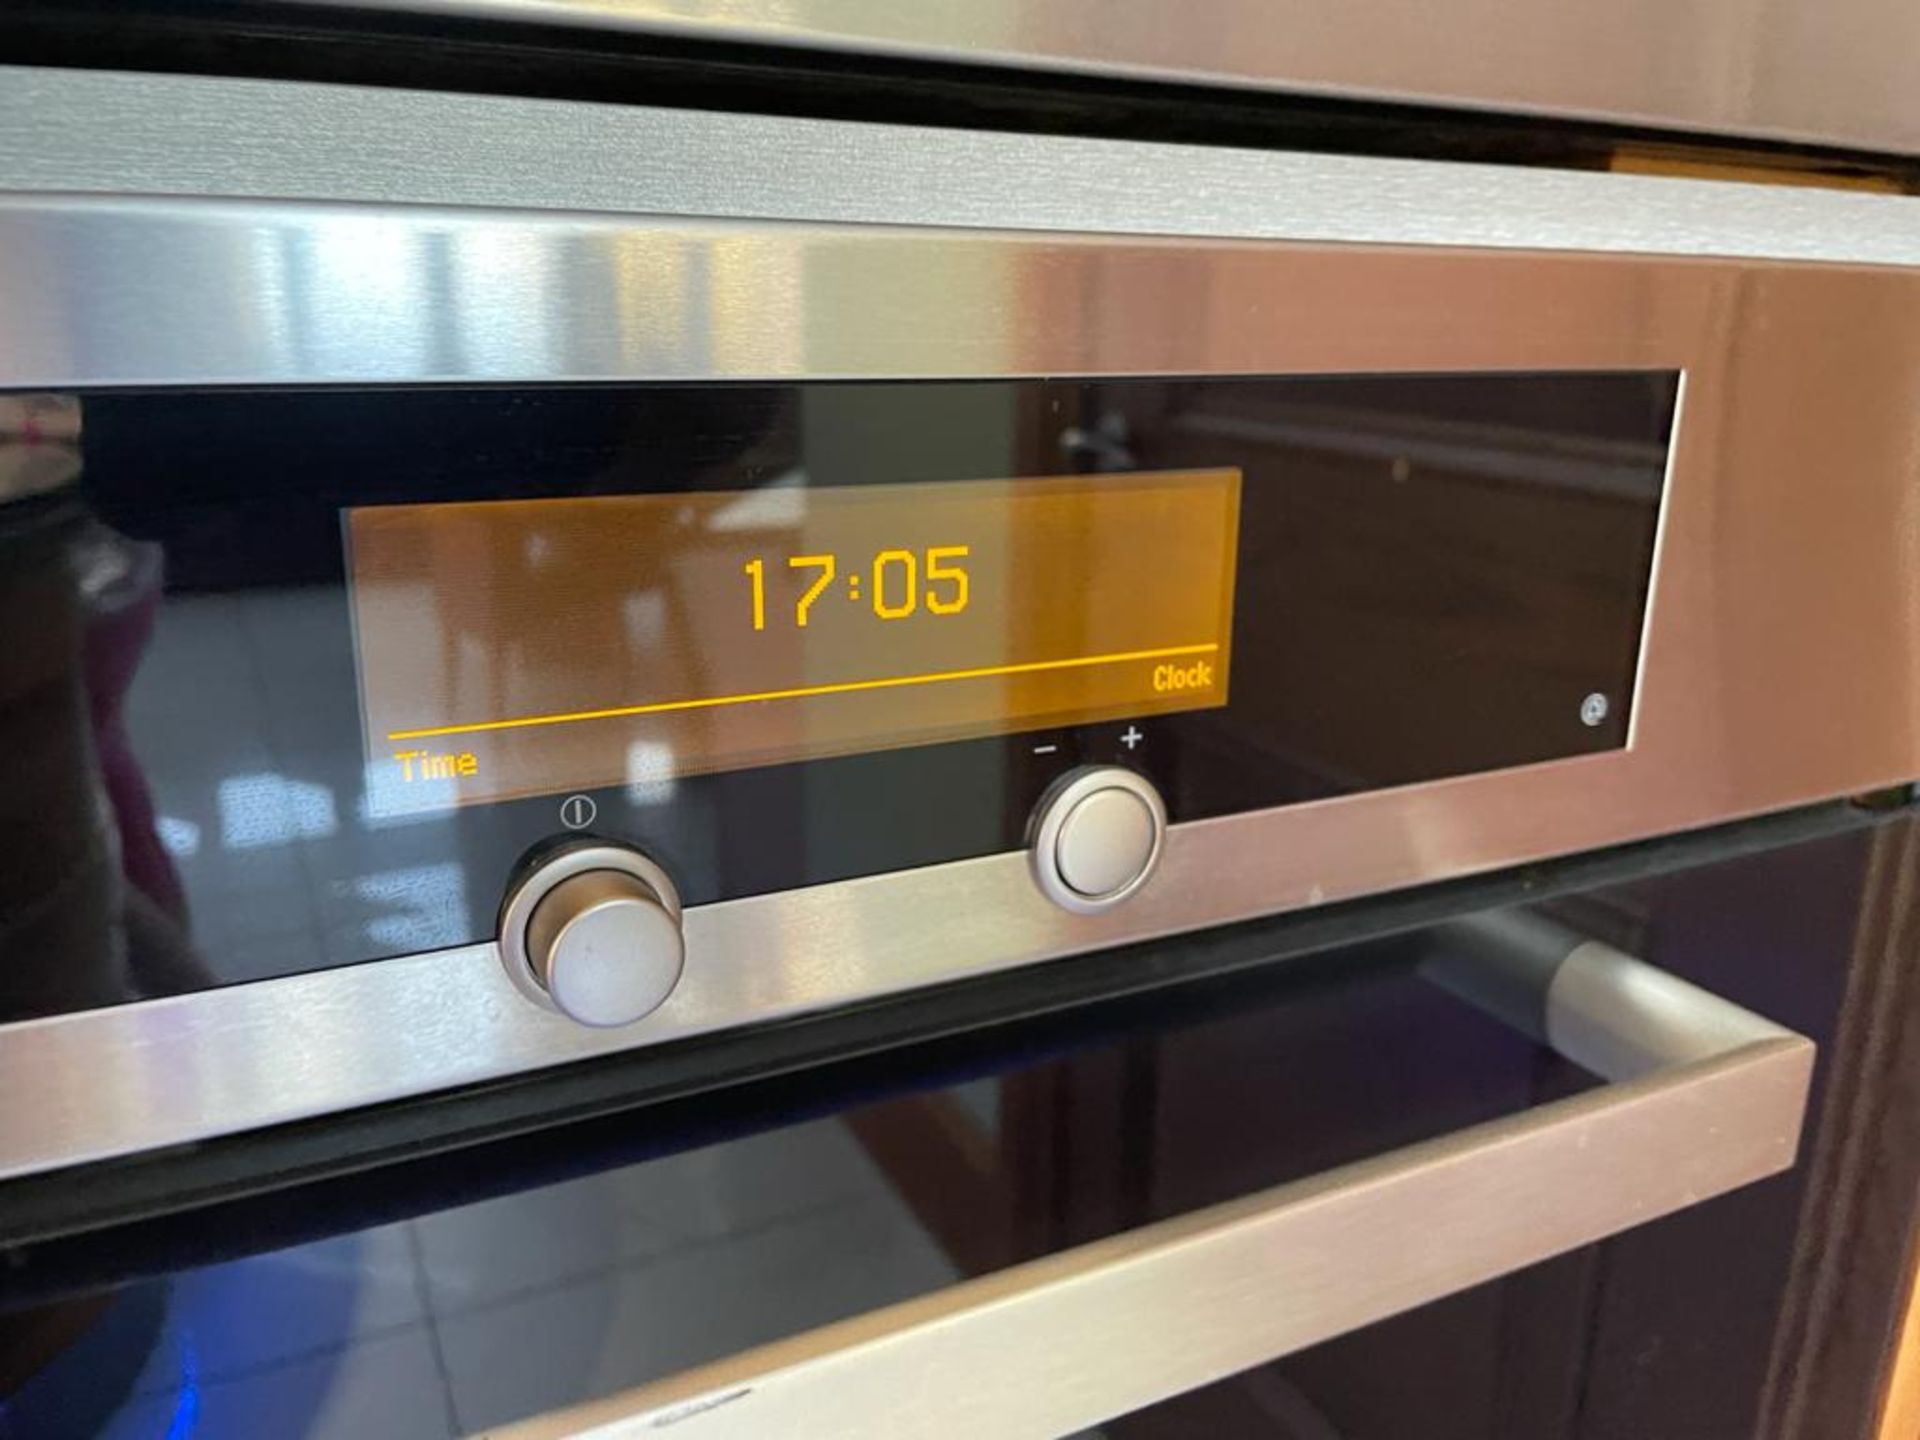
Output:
[3, 371, 1673, 1029]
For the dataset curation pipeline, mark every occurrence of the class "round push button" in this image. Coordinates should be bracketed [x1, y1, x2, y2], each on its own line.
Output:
[498, 843, 686, 1027]
[1030, 766, 1168, 914]
[525, 869, 685, 1028]
[1056, 788, 1157, 897]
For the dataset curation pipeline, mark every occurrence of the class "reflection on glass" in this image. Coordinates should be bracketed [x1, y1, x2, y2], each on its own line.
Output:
[350, 862, 470, 955]
[215, 773, 338, 851]
[624, 740, 676, 807]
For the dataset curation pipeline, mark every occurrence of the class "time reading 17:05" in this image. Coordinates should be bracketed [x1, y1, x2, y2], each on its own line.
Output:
[742, 547, 971, 629]
[346, 468, 1237, 810]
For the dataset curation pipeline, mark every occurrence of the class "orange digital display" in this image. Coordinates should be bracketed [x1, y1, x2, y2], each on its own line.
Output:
[346, 469, 1240, 813]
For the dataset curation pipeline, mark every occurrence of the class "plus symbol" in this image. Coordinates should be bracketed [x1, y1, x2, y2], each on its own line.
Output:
[1120, 725, 1144, 751]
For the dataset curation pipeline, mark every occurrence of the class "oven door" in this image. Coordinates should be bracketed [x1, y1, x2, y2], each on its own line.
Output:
[2, 817, 1900, 1440]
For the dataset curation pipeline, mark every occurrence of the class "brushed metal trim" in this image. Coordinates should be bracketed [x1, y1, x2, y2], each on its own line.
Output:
[264, 0, 1920, 158]
[0, 206, 1914, 1180]
[488, 938, 1815, 1439]
[8, 66, 1920, 267]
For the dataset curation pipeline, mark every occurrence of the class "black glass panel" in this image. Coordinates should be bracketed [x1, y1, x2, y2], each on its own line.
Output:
[0, 373, 1675, 1012]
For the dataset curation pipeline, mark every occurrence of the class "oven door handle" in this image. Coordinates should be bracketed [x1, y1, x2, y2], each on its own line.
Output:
[486, 917, 1815, 1440]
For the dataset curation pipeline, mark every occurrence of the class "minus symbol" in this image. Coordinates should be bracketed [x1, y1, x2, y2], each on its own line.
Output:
[1032, 743, 1059, 755]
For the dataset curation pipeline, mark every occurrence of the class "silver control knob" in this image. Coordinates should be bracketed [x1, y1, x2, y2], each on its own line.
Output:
[1030, 766, 1167, 913]
[499, 844, 685, 1027]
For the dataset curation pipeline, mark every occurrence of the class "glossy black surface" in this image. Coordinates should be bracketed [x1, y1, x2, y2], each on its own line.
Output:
[0, 372, 1674, 1010]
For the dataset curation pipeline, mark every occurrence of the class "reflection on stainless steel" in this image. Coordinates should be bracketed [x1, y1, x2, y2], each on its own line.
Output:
[255, 0, 1920, 158]
[0, 193, 1913, 1175]
[493, 928, 1814, 1439]
[9, 67, 1920, 267]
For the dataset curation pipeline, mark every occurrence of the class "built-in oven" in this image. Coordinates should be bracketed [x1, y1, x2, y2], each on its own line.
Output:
[0, 54, 1917, 1440]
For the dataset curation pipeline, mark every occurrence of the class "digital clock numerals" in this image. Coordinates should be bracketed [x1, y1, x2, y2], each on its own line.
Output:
[743, 546, 971, 631]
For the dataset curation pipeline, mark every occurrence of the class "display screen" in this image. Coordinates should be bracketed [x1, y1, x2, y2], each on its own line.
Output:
[346, 469, 1241, 812]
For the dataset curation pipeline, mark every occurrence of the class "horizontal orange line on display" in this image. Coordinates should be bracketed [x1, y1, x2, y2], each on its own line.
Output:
[386, 641, 1222, 742]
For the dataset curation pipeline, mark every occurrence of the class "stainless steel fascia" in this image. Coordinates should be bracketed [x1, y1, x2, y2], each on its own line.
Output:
[252, 0, 1920, 158]
[0, 206, 1915, 1179]
[6, 66, 1920, 267]
[486, 935, 1815, 1439]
